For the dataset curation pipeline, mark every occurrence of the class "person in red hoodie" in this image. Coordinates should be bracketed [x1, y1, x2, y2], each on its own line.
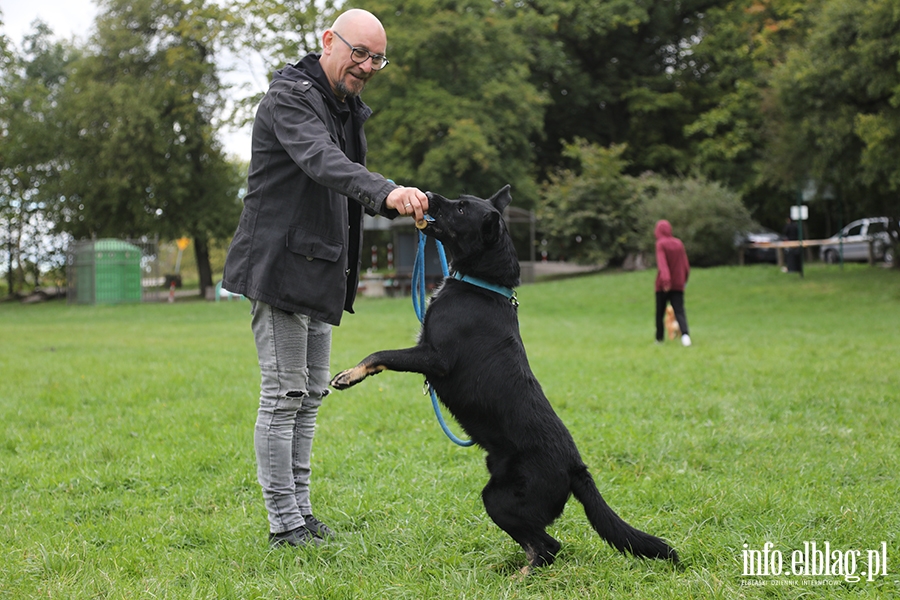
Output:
[654, 220, 692, 346]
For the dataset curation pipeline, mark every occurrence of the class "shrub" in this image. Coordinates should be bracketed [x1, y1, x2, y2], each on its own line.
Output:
[536, 140, 640, 265]
[636, 173, 755, 267]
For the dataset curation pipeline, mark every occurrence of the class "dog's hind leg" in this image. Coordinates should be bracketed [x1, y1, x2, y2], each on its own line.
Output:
[482, 474, 563, 571]
[330, 346, 450, 390]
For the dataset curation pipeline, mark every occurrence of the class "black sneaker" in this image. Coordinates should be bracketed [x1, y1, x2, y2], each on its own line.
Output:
[268, 526, 323, 548]
[302, 514, 334, 539]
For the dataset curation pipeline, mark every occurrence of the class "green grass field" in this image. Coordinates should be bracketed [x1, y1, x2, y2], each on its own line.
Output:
[1, 263, 898, 599]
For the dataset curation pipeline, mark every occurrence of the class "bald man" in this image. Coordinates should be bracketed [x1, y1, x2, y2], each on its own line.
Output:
[223, 9, 428, 548]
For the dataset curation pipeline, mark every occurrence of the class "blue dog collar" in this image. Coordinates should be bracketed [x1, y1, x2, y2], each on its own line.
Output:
[452, 272, 518, 306]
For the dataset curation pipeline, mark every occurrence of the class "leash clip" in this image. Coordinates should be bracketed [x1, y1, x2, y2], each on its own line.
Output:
[510, 292, 519, 308]
[422, 380, 431, 395]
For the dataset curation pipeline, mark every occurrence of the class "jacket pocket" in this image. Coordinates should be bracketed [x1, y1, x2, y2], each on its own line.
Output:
[286, 226, 342, 263]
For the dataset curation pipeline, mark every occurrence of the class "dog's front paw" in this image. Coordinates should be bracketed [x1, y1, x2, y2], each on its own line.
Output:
[330, 369, 360, 390]
[330, 364, 382, 390]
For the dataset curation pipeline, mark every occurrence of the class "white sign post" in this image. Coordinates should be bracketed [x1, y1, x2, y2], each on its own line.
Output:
[790, 205, 808, 221]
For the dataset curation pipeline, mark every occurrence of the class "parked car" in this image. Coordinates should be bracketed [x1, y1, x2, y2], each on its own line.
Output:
[821, 217, 895, 264]
[736, 228, 784, 263]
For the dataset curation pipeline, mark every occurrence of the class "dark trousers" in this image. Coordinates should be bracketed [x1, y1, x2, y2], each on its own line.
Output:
[785, 248, 803, 273]
[656, 290, 689, 342]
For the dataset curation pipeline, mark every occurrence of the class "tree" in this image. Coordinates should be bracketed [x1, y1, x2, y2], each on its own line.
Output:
[55, 0, 243, 296]
[521, 0, 729, 179]
[683, 0, 819, 227]
[767, 0, 900, 256]
[219, 0, 338, 130]
[0, 21, 74, 295]
[359, 0, 548, 208]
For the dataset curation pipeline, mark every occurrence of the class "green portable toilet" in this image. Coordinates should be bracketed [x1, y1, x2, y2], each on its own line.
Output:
[72, 239, 143, 304]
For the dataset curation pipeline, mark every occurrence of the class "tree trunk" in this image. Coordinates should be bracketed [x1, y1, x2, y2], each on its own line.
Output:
[194, 236, 213, 299]
[5, 228, 13, 296]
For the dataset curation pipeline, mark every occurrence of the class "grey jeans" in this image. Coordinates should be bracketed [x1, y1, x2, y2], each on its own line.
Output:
[250, 300, 332, 534]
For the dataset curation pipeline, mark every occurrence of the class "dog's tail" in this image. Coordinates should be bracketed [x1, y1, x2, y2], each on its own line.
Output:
[570, 467, 679, 563]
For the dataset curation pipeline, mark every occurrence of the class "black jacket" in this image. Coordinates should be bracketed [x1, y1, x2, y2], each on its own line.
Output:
[223, 54, 398, 325]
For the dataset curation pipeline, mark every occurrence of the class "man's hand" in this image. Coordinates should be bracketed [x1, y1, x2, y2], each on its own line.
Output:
[386, 187, 429, 223]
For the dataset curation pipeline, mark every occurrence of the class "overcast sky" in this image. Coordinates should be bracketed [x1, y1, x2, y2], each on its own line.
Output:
[0, 0, 99, 47]
[1, 0, 254, 161]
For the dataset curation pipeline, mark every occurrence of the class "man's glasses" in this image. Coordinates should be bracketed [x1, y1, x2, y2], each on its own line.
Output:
[332, 31, 389, 70]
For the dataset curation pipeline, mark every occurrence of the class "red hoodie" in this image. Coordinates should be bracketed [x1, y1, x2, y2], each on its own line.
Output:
[654, 220, 690, 292]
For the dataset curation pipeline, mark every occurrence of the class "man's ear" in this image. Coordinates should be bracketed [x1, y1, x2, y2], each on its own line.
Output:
[321, 30, 335, 55]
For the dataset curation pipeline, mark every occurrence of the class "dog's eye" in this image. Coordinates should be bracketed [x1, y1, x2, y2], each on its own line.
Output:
[457, 201, 466, 214]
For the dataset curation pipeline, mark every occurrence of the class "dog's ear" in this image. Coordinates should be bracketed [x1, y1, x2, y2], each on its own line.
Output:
[481, 211, 502, 245]
[488, 184, 512, 213]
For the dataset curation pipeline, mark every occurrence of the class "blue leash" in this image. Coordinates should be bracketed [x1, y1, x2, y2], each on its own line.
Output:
[412, 225, 474, 447]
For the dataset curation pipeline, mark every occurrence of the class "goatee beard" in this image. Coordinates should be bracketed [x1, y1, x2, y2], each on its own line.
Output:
[336, 79, 365, 99]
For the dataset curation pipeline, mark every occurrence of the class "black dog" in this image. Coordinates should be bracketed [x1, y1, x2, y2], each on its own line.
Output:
[331, 186, 678, 572]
